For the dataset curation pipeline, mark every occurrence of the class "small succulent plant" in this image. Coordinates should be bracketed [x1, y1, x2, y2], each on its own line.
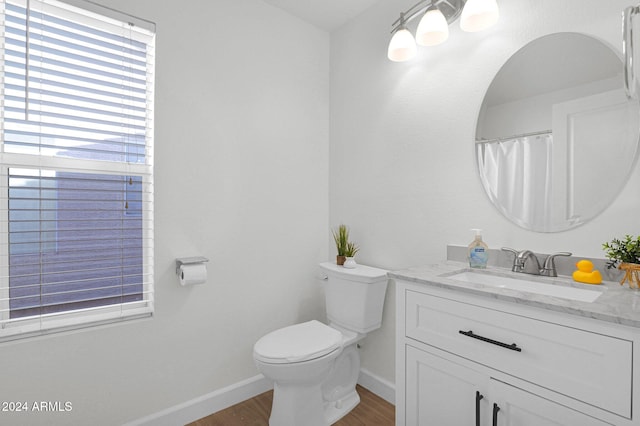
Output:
[332, 224, 359, 258]
[344, 241, 359, 258]
[602, 235, 640, 269]
[332, 224, 350, 257]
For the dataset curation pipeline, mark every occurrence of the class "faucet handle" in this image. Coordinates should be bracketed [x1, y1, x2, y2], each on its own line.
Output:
[501, 247, 518, 257]
[501, 247, 520, 272]
[541, 252, 572, 277]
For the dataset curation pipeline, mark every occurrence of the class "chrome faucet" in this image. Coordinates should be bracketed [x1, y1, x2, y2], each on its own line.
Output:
[540, 252, 572, 277]
[502, 248, 540, 274]
[502, 248, 572, 277]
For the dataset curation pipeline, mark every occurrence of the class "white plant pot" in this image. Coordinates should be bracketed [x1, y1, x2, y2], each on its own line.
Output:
[343, 257, 357, 269]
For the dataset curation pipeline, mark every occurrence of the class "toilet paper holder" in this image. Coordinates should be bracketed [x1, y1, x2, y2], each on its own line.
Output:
[175, 256, 209, 275]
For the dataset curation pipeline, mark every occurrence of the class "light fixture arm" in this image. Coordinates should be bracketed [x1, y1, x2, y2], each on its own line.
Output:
[390, 0, 467, 33]
[398, 12, 408, 30]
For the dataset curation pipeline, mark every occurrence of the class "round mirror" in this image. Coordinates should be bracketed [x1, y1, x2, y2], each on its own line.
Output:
[475, 32, 640, 232]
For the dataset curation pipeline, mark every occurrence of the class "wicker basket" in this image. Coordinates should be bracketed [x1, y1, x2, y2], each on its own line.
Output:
[619, 263, 640, 289]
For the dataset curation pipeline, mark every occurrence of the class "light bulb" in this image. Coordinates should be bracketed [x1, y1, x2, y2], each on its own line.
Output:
[416, 7, 449, 46]
[387, 28, 417, 62]
[460, 0, 499, 32]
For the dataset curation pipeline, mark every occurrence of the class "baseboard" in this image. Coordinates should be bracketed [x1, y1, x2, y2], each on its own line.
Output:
[123, 374, 272, 426]
[125, 368, 395, 426]
[358, 368, 396, 405]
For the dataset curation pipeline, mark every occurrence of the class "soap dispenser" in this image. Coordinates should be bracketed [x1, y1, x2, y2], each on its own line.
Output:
[468, 229, 489, 269]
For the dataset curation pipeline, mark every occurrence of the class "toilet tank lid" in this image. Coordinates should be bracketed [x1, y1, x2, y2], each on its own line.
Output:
[253, 320, 342, 364]
[319, 262, 388, 282]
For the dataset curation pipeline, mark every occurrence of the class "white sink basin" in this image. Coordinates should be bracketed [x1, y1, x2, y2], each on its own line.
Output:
[446, 270, 602, 303]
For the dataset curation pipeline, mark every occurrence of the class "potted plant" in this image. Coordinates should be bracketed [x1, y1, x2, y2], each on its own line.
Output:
[343, 241, 360, 269]
[602, 235, 640, 289]
[332, 224, 350, 265]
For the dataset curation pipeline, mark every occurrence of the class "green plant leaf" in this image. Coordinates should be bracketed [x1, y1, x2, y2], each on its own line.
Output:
[345, 241, 359, 257]
[602, 234, 640, 268]
[332, 224, 349, 256]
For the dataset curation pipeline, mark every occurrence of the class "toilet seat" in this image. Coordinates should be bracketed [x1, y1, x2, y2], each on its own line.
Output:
[254, 320, 343, 364]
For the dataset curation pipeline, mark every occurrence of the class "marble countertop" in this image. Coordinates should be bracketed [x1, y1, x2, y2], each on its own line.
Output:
[389, 261, 640, 328]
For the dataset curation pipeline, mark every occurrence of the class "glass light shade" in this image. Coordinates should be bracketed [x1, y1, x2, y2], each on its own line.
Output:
[416, 8, 449, 46]
[460, 0, 499, 32]
[387, 28, 417, 62]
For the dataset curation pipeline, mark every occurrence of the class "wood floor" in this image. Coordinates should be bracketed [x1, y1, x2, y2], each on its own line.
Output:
[187, 385, 395, 426]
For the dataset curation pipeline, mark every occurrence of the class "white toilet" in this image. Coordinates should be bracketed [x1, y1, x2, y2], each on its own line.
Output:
[253, 262, 388, 426]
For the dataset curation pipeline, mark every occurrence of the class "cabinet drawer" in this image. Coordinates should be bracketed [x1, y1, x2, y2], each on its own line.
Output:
[405, 290, 632, 417]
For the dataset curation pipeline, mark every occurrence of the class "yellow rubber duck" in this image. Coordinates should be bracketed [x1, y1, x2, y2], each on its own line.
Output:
[572, 260, 602, 285]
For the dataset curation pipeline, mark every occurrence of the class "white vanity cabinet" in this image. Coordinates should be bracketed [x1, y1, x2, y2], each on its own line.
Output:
[395, 279, 638, 426]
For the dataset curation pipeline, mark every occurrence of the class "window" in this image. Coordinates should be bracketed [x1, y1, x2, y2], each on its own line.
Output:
[0, 0, 155, 340]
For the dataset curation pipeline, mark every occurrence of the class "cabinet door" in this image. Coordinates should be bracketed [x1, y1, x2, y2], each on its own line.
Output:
[406, 345, 489, 426]
[489, 379, 613, 426]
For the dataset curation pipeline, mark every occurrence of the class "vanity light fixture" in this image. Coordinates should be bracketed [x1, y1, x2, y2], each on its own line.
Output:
[416, 6, 449, 46]
[388, 0, 499, 62]
[387, 13, 418, 62]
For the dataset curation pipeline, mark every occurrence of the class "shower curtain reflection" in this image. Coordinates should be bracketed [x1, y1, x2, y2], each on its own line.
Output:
[477, 134, 553, 230]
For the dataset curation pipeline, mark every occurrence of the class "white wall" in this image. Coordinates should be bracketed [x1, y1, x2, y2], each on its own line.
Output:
[330, 0, 640, 385]
[0, 1, 330, 425]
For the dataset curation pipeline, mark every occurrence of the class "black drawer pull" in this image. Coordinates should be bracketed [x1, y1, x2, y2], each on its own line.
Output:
[459, 330, 522, 352]
[476, 391, 484, 426]
[492, 403, 500, 426]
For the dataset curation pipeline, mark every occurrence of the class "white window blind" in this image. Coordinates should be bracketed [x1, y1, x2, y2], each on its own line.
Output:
[0, 0, 155, 341]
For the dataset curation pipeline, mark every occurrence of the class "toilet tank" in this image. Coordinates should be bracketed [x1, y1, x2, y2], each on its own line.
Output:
[319, 262, 388, 334]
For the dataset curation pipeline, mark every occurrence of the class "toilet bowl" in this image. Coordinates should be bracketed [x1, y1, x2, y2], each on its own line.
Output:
[253, 262, 388, 426]
[254, 320, 345, 426]
[321, 326, 362, 424]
